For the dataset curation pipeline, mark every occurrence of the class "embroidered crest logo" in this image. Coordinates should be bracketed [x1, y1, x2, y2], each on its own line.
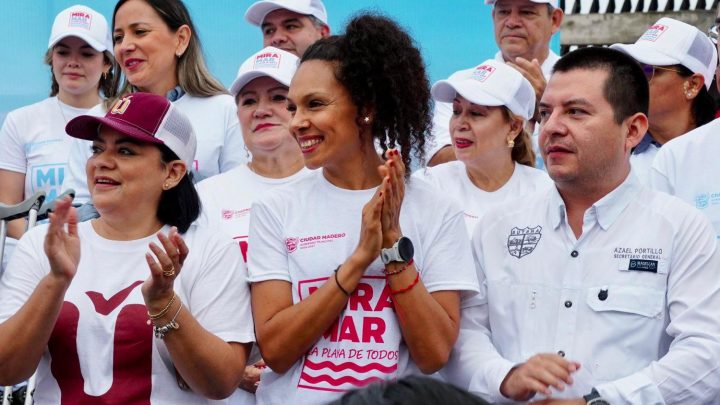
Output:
[285, 237, 299, 253]
[507, 226, 542, 258]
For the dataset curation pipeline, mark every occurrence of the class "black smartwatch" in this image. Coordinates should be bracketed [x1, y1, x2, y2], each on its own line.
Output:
[381, 236, 414, 264]
[583, 388, 610, 405]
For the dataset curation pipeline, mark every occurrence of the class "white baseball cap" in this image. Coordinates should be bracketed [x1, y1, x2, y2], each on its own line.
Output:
[432, 60, 536, 120]
[611, 17, 718, 89]
[48, 5, 113, 53]
[229, 47, 299, 97]
[485, 0, 559, 9]
[245, 0, 328, 27]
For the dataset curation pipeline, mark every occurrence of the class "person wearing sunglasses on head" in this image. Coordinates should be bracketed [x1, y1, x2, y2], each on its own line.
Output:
[611, 17, 718, 184]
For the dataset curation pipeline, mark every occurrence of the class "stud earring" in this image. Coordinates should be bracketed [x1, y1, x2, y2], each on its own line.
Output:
[163, 183, 170, 190]
[686, 91, 693, 98]
[363, 116, 370, 124]
[507, 139, 515, 148]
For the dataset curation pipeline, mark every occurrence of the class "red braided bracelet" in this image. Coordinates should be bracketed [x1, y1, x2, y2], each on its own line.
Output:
[389, 271, 420, 295]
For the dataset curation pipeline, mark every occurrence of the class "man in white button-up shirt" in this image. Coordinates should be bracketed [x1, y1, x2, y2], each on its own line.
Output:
[443, 47, 720, 404]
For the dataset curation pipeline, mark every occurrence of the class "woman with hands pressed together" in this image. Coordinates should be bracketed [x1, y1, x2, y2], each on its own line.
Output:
[0, 93, 253, 404]
[247, 14, 479, 405]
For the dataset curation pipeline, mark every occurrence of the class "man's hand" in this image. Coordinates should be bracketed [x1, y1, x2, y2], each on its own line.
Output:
[507, 57, 546, 122]
[500, 353, 581, 400]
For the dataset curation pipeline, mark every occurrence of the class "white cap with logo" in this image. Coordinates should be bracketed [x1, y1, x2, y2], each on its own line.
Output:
[229, 47, 299, 97]
[431, 59, 536, 120]
[245, 0, 328, 27]
[485, 0, 559, 9]
[48, 4, 113, 53]
[611, 17, 718, 89]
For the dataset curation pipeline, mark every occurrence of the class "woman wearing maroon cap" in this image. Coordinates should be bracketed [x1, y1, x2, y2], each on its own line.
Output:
[0, 93, 253, 403]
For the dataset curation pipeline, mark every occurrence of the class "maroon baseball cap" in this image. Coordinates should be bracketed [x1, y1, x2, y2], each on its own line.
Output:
[65, 93, 197, 166]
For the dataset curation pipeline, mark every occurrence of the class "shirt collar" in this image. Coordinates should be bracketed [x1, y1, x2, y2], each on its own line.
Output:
[129, 85, 185, 102]
[632, 132, 661, 155]
[548, 172, 641, 231]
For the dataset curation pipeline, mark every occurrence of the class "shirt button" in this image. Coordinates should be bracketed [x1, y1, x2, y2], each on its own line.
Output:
[564, 300, 572, 308]
[558, 350, 565, 357]
[571, 250, 579, 258]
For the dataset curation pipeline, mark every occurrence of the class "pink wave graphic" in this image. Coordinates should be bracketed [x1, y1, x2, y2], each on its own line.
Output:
[300, 372, 384, 387]
[304, 359, 397, 374]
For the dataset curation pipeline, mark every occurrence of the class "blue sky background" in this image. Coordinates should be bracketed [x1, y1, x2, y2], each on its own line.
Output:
[0, 1, 559, 124]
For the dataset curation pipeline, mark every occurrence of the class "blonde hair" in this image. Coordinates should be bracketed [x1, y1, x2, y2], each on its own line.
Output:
[501, 107, 536, 167]
[112, 0, 227, 101]
[44, 48, 120, 104]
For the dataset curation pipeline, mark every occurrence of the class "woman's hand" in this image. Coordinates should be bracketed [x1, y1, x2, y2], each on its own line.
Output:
[378, 149, 405, 247]
[352, 181, 385, 267]
[142, 227, 189, 309]
[238, 359, 265, 393]
[44, 196, 80, 283]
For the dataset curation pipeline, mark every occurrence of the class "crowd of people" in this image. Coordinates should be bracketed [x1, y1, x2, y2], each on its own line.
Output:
[0, 0, 719, 404]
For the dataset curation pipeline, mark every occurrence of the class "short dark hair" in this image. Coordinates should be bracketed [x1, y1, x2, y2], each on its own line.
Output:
[553, 47, 649, 124]
[301, 13, 433, 173]
[330, 376, 490, 405]
[157, 145, 200, 233]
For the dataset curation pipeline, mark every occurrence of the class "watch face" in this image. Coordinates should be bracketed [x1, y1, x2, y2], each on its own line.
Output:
[398, 237, 414, 262]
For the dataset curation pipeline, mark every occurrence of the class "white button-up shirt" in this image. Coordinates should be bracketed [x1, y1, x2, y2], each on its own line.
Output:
[443, 174, 720, 404]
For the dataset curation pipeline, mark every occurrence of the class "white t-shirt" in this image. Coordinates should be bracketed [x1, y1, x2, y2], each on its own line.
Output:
[247, 170, 480, 405]
[650, 118, 720, 240]
[65, 93, 247, 204]
[0, 97, 99, 202]
[0, 221, 254, 404]
[196, 164, 313, 265]
[416, 161, 553, 236]
[443, 174, 720, 404]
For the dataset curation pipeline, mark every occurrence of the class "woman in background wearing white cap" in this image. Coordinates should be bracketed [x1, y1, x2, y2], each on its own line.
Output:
[0, 92, 253, 403]
[65, 0, 248, 207]
[0, 5, 118, 272]
[418, 60, 552, 236]
[611, 17, 718, 184]
[248, 14, 479, 405]
[196, 46, 310, 398]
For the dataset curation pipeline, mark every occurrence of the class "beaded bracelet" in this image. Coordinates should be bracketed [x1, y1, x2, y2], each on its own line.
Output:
[154, 301, 182, 339]
[147, 293, 176, 320]
[334, 266, 350, 296]
[389, 272, 421, 295]
[383, 259, 414, 276]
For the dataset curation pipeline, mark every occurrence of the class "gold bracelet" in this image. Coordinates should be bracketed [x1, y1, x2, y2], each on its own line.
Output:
[147, 293, 176, 320]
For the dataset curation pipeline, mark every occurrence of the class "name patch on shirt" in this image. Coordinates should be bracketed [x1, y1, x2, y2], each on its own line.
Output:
[627, 259, 658, 273]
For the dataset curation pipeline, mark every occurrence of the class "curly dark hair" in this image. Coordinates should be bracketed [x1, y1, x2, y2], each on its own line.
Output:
[301, 13, 432, 174]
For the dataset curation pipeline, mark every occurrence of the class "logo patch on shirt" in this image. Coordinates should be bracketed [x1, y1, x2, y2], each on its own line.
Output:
[627, 259, 658, 273]
[507, 226, 542, 259]
[696, 193, 710, 209]
[68, 11, 92, 30]
[640, 24, 668, 42]
[285, 237, 299, 253]
[470, 64, 496, 82]
[221, 208, 250, 220]
[286, 233, 347, 253]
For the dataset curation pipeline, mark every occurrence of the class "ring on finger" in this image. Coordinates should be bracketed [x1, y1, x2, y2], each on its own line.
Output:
[162, 265, 176, 277]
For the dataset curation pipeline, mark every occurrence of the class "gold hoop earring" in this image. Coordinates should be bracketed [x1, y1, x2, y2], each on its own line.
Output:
[507, 139, 515, 148]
